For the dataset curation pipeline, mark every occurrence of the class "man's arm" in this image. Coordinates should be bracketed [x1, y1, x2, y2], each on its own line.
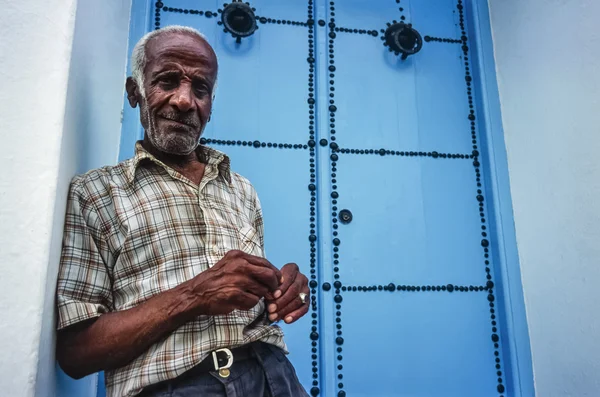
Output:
[57, 280, 195, 379]
[57, 250, 282, 379]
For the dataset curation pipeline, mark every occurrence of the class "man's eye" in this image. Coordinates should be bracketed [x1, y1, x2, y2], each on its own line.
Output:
[194, 86, 209, 97]
[159, 76, 178, 87]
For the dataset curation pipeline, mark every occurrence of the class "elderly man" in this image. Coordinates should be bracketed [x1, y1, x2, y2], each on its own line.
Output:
[55, 25, 310, 397]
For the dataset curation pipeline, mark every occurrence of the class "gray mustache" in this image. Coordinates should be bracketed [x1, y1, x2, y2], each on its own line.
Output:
[159, 113, 201, 128]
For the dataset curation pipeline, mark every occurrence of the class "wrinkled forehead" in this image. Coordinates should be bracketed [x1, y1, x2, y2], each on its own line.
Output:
[144, 32, 218, 76]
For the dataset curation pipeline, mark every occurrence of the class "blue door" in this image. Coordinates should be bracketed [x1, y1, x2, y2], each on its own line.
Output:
[105, 1, 533, 396]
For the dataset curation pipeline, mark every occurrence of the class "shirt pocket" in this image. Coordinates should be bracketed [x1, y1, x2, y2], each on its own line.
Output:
[238, 224, 264, 257]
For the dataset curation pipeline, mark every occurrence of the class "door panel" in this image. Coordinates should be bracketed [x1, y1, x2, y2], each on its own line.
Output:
[334, 155, 483, 286]
[333, 0, 471, 153]
[110, 0, 532, 396]
[341, 292, 496, 397]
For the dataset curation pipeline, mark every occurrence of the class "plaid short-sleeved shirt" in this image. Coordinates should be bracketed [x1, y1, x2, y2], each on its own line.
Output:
[56, 141, 286, 397]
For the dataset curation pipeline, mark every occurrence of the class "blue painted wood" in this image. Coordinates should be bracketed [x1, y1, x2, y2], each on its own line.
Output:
[99, 0, 534, 396]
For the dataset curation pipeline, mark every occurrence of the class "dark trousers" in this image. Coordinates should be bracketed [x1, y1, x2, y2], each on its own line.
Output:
[140, 342, 310, 397]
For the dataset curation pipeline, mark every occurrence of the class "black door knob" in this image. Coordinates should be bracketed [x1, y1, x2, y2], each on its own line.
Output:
[339, 209, 353, 224]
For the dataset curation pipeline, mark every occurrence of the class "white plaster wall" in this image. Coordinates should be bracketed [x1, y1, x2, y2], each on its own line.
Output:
[0, 0, 131, 396]
[488, 0, 600, 396]
[0, 1, 78, 396]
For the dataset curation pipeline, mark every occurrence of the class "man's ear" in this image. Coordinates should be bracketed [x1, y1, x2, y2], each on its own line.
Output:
[125, 77, 140, 108]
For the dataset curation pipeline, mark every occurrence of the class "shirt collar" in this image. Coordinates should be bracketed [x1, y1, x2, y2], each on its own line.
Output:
[125, 141, 232, 185]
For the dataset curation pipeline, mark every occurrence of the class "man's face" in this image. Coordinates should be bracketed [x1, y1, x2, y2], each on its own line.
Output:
[130, 33, 218, 155]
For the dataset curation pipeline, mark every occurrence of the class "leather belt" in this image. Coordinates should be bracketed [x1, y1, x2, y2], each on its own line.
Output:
[140, 343, 260, 395]
[182, 343, 256, 378]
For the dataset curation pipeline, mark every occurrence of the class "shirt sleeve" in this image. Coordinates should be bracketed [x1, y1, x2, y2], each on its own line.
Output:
[56, 178, 113, 330]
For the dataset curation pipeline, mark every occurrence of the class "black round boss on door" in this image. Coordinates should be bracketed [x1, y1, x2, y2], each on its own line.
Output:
[221, 2, 258, 39]
[384, 22, 423, 59]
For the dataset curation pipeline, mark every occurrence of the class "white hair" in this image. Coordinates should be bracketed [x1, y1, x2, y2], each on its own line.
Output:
[131, 25, 218, 98]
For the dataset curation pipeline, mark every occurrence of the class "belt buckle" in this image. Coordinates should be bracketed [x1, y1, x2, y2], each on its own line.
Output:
[212, 348, 233, 378]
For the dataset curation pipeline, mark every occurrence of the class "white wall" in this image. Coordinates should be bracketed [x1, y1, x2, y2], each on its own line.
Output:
[0, 1, 78, 396]
[0, 0, 131, 396]
[489, 0, 600, 396]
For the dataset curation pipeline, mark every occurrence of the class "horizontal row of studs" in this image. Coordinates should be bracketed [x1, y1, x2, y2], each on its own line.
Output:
[161, 6, 218, 17]
[255, 15, 308, 26]
[335, 147, 474, 158]
[162, 4, 307, 27]
[200, 138, 476, 160]
[341, 284, 491, 292]
[424, 36, 462, 44]
[200, 138, 307, 149]
[333, 26, 379, 36]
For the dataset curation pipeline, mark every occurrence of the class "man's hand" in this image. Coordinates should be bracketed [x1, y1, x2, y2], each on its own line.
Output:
[266, 263, 309, 324]
[186, 250, 282, 316]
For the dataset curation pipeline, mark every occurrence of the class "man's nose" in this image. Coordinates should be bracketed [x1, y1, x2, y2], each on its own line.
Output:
[169, 82, 195, 113]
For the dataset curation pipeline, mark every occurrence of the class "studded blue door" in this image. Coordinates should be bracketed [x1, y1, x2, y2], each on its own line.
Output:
[102, 1, 532, 396]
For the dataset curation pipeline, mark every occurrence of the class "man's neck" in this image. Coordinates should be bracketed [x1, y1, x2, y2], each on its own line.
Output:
[142, 137, 206, 185]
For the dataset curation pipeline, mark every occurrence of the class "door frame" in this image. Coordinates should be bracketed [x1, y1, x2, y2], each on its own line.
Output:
[467, 1, 534, 396]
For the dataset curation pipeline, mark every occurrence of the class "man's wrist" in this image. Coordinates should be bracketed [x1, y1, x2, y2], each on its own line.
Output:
[162, 281, 206, 326]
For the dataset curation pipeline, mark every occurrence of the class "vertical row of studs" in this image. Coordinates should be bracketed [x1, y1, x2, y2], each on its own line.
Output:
[306, 1, 322, 396]
[457, 1, 505, 395]
[326, 2, 346, 397]
[395, 0, 406, 22]
[155, 1, 162, 29]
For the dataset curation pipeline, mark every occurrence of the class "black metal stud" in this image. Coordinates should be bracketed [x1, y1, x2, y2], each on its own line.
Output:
[323, 282, 331, 291]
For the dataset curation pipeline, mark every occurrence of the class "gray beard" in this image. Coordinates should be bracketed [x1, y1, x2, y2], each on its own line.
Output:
[142, 103, 202, 156]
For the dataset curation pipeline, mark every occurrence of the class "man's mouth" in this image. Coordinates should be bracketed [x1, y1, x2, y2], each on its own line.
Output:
[158, 115, 198, 129]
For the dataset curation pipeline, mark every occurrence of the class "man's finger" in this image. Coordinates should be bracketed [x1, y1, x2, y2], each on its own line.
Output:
[239, 252, 282, 281]
[272, 289, 306, 322]
[281, 299, 310, 324]
[243, 263, 280, 291]
[268, 279, 305, 320]
[273, 263, 299, 299]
